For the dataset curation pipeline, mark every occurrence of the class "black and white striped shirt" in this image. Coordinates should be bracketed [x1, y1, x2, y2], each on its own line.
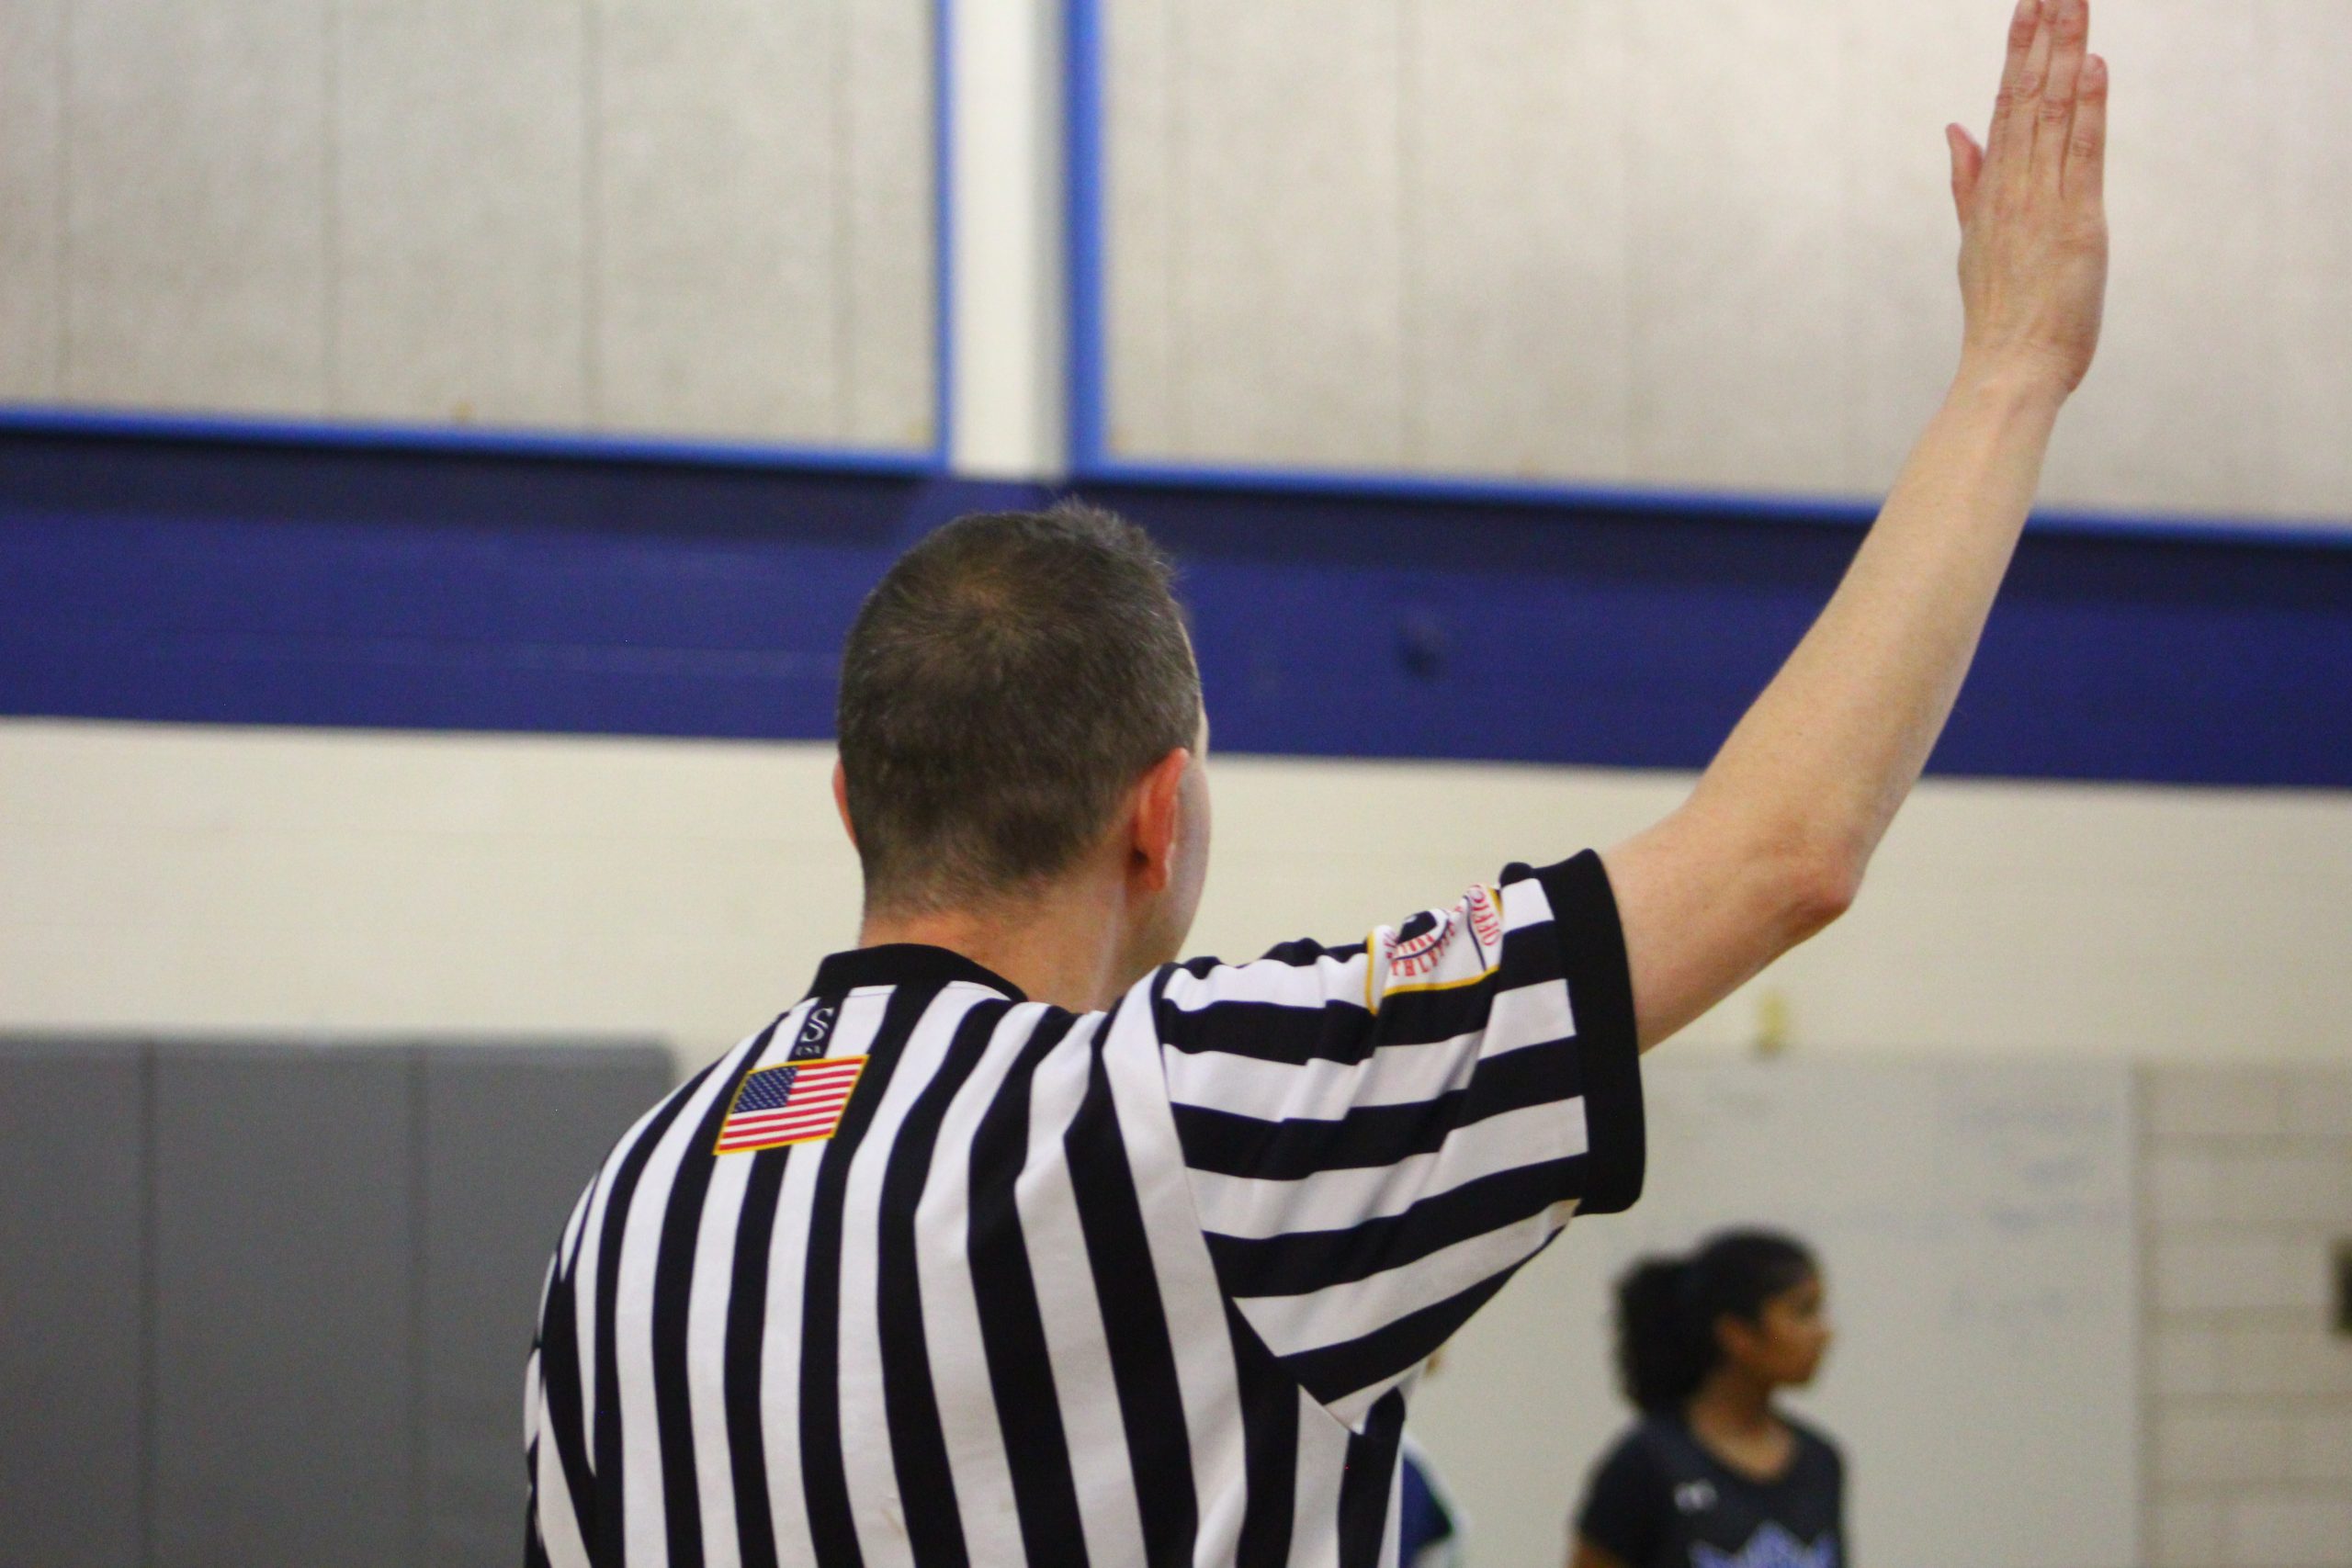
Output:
[525, 851, 1644, 1568]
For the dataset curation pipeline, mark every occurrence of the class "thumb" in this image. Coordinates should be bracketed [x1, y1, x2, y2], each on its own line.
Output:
[1946, 124, 1984, 227]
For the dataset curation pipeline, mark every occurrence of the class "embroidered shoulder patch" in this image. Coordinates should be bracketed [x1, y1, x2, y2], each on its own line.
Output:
[714, 1056, 868, 1155]
[1366, 884, 1506, 1008]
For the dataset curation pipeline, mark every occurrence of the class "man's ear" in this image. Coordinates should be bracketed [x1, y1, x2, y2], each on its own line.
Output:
[1128, 747, 1193, 893]
[832, 760, 857, 848]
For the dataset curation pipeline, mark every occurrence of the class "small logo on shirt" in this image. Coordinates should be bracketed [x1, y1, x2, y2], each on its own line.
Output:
[798, 1005, 836, 1045]
[1692, 1523, 1837, 1568]
[1674, 1480, 1718, 1515]
[713, 1056, 866, 1155]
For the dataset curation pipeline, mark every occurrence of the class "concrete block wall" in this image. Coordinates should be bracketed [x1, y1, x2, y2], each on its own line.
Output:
[2144, 1065, 2352, 1568]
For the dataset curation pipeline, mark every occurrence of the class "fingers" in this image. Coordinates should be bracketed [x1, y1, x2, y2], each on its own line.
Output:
[2033, 0, 2091, 190]
[1947, 124, 1985, 226]
[2067, 53, 2109, 204]
[1985, 0, 2049, 174]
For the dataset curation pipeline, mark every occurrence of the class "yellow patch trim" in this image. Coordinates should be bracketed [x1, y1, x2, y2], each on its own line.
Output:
[1383, 963, 1501, 1000]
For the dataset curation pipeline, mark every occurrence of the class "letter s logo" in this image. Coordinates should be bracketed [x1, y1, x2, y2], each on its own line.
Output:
[800, 1006, 835, 1045]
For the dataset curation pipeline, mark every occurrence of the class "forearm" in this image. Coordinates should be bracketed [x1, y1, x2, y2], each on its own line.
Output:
[1600, 0, 2105, 1048]
[1688, 365, 2064, 885]
[1604, 367, 2064, 1048]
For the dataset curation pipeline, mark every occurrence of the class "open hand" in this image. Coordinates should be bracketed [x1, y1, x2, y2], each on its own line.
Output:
[1946, 0, 2110, 398]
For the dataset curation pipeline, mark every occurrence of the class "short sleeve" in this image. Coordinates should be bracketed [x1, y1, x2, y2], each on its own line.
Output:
[1576, 1431, 1671, 1567]
[1150, 851, 1645, 1426]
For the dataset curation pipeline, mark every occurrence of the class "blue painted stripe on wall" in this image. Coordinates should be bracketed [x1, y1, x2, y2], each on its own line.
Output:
[2, 432, 2347, 787]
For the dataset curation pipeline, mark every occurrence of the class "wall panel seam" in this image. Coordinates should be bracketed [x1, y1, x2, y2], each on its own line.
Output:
[322, 0, 342, 415]
[832, 0, 854, 442]
[54, 0, 73, 395]
[138, 1039, 157, 1568]
[582, 0, 604, 430]
[409, 1046, 429, 1568]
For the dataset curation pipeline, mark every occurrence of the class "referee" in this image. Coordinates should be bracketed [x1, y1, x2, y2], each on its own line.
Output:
[526, 3, 2109, 1563]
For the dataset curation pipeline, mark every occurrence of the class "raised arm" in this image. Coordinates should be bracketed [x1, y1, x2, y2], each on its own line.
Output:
[1604, 0, 2109, 1048]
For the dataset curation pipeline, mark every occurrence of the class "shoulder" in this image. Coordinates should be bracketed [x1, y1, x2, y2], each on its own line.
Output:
[1783, 1416, 1846, 1483]
[1577, 1417, 1683, 1562]
[1587, 1416, 1680, 1494]
[1156, 939, 1377, 1017]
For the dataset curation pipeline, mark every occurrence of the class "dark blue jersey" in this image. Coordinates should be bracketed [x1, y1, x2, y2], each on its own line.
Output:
[1575, 1413, 1845, 1568]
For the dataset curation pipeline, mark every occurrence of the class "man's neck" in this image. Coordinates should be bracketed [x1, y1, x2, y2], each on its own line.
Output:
[857, 887, 1128, 1013]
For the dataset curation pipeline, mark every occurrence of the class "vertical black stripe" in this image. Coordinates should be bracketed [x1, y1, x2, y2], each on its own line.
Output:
[589, 1064, 714, 1565]
[1337, 1390, 1407, 1568]
[526, 1277, 550, 1554]
[799, 985, 930, 1568]
[966, 1012, 1091, 1565]
[722, 1143, 792, 1568]
[720, 1005, 842, 1568]
[1537, 851, 1647, 1214]
[1224, 1303, 1298, 1568]
[650, 1023, 784, 1568]
[535, 1262, 600, 1557]
[1064, 1032, 1199, 1566]
[875, 1001, 1008, 1566]
[561, 1167, 605, 1279]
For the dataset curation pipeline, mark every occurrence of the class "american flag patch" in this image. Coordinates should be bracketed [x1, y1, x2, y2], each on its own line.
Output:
[713, 1057, 868, 1155]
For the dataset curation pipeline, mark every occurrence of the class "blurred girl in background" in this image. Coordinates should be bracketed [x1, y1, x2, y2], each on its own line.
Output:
[1568, 1230, 1845, 1568]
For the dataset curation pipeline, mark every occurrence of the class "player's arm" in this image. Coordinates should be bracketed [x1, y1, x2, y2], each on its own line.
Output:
[1603, 0, 2109, 1049]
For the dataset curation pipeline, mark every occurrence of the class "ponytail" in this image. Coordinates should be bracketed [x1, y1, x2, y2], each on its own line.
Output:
[1612, 1229, 1816, 1412]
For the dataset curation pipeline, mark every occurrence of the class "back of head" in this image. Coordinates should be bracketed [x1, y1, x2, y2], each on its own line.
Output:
[1613, 1228, 1816, 1412]
[836, 501, 1202, 914]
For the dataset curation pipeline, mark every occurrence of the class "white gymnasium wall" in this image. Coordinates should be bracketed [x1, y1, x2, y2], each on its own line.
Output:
[6, 717, 2349, 1072]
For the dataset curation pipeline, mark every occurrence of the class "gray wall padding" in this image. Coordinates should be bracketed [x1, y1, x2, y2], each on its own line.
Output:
[0, 1035, 672, 1568]
[150, 1045, 420, 1568]
[422, 1047, 674, 1565]
[0, 1037, 147, 1568]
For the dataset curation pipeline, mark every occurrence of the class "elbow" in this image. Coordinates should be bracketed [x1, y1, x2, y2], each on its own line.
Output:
[1779, 838, 1863, 942]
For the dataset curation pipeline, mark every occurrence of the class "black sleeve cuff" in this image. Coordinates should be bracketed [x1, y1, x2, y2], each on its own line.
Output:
[1533, 849, 1645, 1216]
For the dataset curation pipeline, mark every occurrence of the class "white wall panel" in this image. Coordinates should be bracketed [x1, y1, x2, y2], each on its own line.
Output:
[843, 0, 940, 449]
[1841, 0, 1983, 489]
[2040, 0, 2277, 520]
[1405, 0, 1633, 480]
[64, 0, 331, 412]
[1094, 0, 2352, 529]
[334, 0, 589, 428]
[28, 0, 934, 452]
[2267, 0, 2352, 525]
[1626, 0, 1851, 493]
[1172, 0, 1407, 468]
[594, 0, 842, 441]
[1102, 0, 1178, 457]
[0, 0, 65, 401]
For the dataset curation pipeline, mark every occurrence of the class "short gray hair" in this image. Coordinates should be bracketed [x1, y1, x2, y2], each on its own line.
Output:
[836, 501, 1202, 912]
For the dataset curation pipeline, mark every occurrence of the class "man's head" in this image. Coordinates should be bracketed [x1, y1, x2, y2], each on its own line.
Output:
[835, 502, 1210, 978]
